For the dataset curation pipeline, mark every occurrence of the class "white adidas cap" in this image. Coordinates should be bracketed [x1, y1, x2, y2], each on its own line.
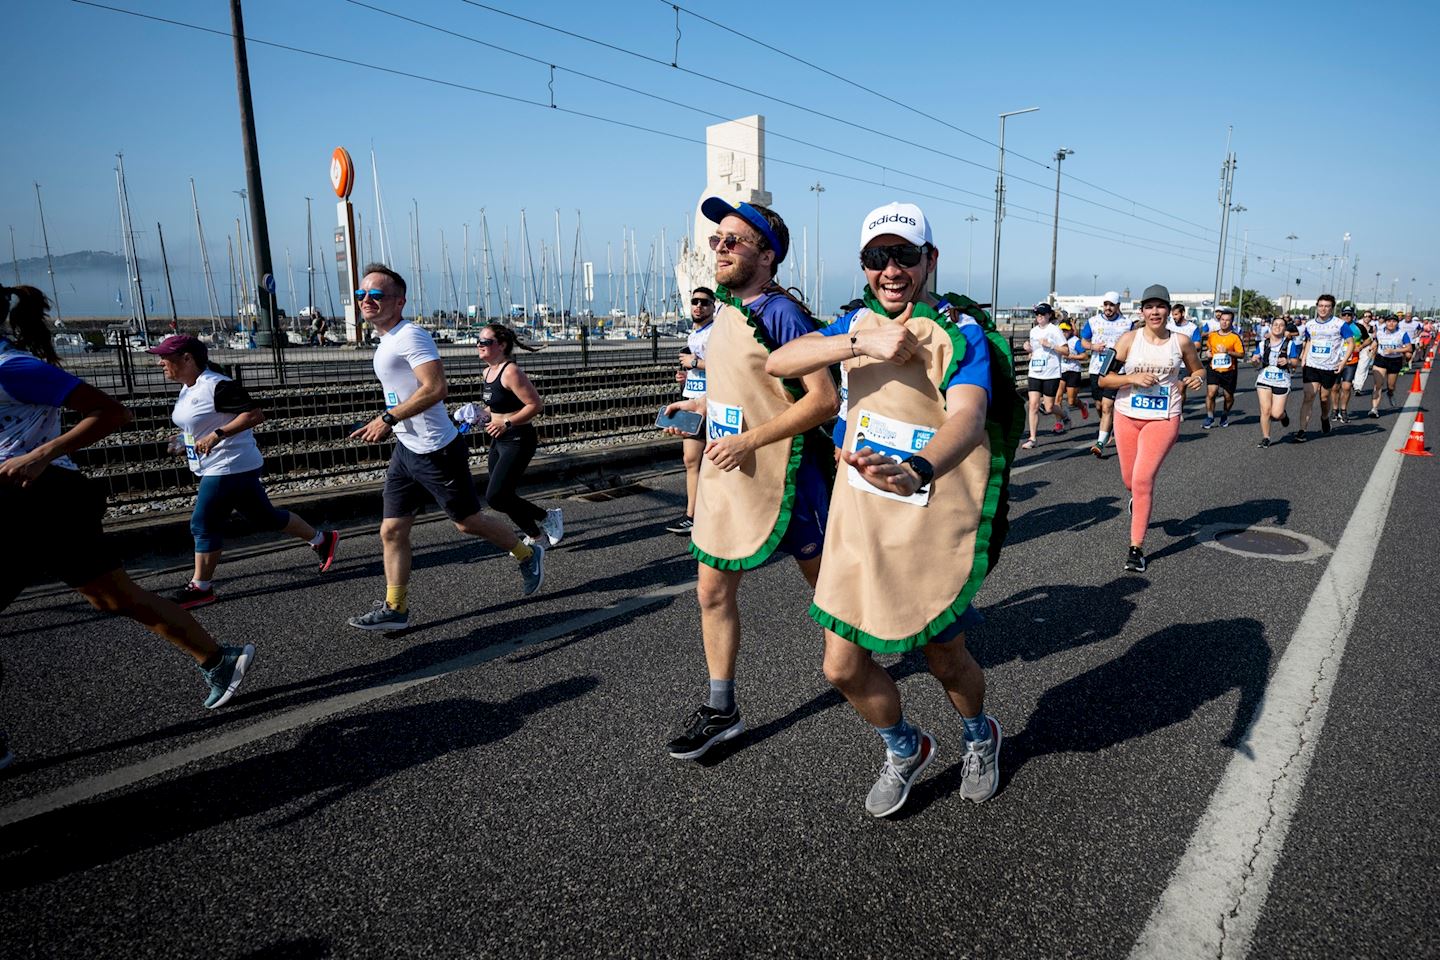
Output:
[1102, 290, 1121, 306]
[859, 202, 933, 250]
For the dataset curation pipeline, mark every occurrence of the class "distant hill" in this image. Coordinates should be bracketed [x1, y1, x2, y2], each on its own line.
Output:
[0, 250, 139, 275]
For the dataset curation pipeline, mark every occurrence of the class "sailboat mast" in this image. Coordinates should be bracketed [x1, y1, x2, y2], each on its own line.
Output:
[156, 221, 180, 329]
[116, 153, 148, 341]
[305, 196, 315, 316]
[480, 209, 493, 321]
[285, 246, 297, 321]
[8, 226, 20, 284]
[555, 209, 567, 332]
[190, 178, 222, 336]
[412, 199, 425, 322]
[462, 223, 470, 320]
[226, 234, 237, 325]
[33, 183, 62, 323]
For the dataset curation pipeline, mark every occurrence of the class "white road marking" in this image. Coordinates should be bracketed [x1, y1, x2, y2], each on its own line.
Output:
[1129, 375, 1429, 959]
[0, 579, 696, 828]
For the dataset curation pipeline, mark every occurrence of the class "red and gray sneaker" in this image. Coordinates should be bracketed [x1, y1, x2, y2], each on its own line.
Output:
[173, 582, 216, 609]
[312, 529, 341, 573]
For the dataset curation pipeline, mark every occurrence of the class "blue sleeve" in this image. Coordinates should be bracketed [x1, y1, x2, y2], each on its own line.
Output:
[756, 295, 817, 347]
[1081, 321, 1093, 340]
[818, 309, 858, 337]
[0, 354, 83, 406]
[944, 324, 992, 400]
[1402, 334, 1412, 345]
[1287, 342, 1300, 359]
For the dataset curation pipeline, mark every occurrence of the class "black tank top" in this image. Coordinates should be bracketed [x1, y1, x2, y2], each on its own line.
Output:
[483, 361, 524, 414]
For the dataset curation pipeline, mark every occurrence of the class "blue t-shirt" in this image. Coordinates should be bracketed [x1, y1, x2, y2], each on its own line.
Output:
[0, 339, 85, 468]
[823, 303, 992, 447]
[747, 290, 817, 349]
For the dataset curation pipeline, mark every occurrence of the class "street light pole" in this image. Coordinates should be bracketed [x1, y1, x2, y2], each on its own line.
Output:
[1048, 147, 1073, 305]
[991, 106, 1039, 317]
[1093, 274, 1098, 296]
[964, 214, 978, 296]
[810, 181, 824, 313]
[1284, 233, 1298, 309]
[1210, 129, 1236, 314]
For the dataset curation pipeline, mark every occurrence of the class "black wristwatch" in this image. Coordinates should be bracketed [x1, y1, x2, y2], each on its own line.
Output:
[902, 455, 934, 489]
[213, 427, 227, 439]
[380, 410, 398, 426]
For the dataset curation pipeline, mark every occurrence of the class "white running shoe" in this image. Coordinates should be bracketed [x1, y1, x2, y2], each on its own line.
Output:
[539, 508, 564, 546]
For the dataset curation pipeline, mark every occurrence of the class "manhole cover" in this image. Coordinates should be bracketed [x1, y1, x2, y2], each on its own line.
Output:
[1198, 524, 1332, 563]
[1214, 528, 1311, 556]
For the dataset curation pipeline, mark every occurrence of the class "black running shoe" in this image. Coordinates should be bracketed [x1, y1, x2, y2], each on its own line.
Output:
[667, 705, 745, 760]
[1281, 413, 1290, 427]
[1293, 430, 1308, 443]
[1257, 437, 1271, 448]
[1124, 546, 1148, 573]
[173, 582, 216, 609]
[665, 516, 695, 535]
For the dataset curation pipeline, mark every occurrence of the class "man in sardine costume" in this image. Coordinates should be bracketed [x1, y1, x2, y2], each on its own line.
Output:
[767, 203, 1020, 817]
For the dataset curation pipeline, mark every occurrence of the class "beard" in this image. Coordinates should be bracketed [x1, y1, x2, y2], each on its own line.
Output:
[715, 256, 759, 291]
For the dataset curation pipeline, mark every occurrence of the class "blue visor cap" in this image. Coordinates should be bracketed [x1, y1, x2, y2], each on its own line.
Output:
[701, 197, 786, 265]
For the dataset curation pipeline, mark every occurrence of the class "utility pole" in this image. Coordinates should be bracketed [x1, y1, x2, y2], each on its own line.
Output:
[1048, 148, 1072, 304]
[34, 183, 62, 323]
[992, 107, 1039, 315]
[1235, 231, 1250, 318]
[229, 0, 278, 343]
[1210, 127, 1236, 314]
[810, 181, 825, 312]
[964, 214, 979, 296]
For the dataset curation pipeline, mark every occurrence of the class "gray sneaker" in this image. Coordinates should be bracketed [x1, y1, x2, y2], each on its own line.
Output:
[959, 716, 1003, 803]
[864, 731, 937, 818]
[201, 643, 255, 709]
[519, 540, 546, 596]
[348, 601, 410, 632]
[538, 508, 565, 546]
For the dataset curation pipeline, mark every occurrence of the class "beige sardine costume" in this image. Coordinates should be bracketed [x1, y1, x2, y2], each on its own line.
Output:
[810, 299, 1007, 653]
[689, 290, 809, 570]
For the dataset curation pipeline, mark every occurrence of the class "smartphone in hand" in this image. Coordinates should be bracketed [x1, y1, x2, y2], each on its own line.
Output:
[656, 407, 704, 436]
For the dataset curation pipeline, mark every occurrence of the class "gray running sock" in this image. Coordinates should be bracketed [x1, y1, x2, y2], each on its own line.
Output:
[707, 679, 735, 713]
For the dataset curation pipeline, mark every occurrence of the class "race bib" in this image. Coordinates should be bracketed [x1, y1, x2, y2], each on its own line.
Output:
[706, 399, 744, 440]
[1310, 343, 1334, 359]
[1258, 366, 1288, 387]
[681, 368, 707, 399]
[1211, 353, 1233, 371]
[847, 408, 933, 507]
[1029, 356, 1048, 375]
[182, 431, 199, 462]
[1128, 383, 1170, 413]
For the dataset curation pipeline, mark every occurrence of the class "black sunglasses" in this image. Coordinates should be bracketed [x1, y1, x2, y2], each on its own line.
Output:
[477, 337, 498, 347]
[355, 288, 385, 302]
[859, 243, 925, 271]
[691, 298, 714, 307]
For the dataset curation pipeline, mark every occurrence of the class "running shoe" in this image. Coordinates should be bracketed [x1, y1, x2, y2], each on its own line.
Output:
[348, 601, 410, 631]
[1281, 413, 1290, 427]
[312, 529, 341, 573]
[1124, 546, 1148, 573]
[1293, 430, 1308, 443]
[667, 705, 745, 760]
[200, 643, 255, 710]
[1220, 415, 1230, 428]
[1203, 415, 1215, 430]
[1078, 400, 1090, 420]
[1021, 438, 1037, 450]
[173, 582, 215, 610]
[519, 540, 546, 596]
[1052, 421, 1066, 435]
[1368, 409, 1381, 419]
[0, 730, 14, 772]
[1089, 443, 1105, 459]
[538, 508, 565, 547]
[865, 731, 937, 818]
[1386, 390, 1396, 410]
[1321, 416, 1332, 435]
[958, 717, 1003, 804]
[1257, 437, 1271, 448]
[665, 516, 695, 535]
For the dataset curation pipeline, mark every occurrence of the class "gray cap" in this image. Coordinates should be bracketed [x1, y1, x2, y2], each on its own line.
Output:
[1216, 305, 1235, 316]
[1139, 284, 1171, 305]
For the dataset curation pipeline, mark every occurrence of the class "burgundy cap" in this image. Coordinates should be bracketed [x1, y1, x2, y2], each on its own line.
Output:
[146, 334, 204, 356]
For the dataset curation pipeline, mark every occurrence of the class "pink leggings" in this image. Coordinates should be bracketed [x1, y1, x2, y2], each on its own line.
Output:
[1113, 413, 1181, 547]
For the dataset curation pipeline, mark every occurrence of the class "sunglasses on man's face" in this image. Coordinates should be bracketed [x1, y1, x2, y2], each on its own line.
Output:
[859, 243, 925, 271]
[708, 233, 759, 252]
[355, 289, 386, 302]
[691, 298, 714, 307]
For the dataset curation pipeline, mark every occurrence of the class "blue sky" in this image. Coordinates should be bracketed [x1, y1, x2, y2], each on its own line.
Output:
[4, 0, 1437, 317]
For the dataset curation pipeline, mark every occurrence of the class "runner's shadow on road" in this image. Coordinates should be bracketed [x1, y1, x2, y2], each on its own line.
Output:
[974, 577, 1146, 667]
[1145, 497, 1292, 565]
[235, 937, 332, 960]
[0, 678, 599, 891]
[915, 618, 1269, 811]
[1007, 480, 1050, 504]
[1005, 496, 1122, 548]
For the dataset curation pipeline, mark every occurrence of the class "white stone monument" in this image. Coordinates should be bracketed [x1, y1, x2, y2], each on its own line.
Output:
[675, 115, 773, 305]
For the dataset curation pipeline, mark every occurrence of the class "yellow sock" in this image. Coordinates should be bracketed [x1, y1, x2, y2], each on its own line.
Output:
[385, 584, 408, 614]
[510, 541, 533, 562]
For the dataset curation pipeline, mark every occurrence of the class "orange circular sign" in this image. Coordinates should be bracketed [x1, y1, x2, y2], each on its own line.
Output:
[330, 147, 354, 199]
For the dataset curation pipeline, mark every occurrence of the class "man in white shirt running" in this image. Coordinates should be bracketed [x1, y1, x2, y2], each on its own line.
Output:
[347, 264, 546, 631]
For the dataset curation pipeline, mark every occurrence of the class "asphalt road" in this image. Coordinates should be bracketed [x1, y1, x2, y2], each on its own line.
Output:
[1, 367, 1435, 960]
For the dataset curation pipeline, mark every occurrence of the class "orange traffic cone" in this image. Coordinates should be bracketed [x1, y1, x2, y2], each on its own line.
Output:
[1397, 412, 1434, 457]
[1410, 369, 1424, 393]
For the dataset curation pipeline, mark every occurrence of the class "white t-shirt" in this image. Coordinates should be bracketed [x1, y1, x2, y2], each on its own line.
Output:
[0, 339, 80, 470]
[171, 369, 264, 476]
[1027, 324, 1066, 380]
[682, 321, 713, 399]
[1376, 327, 1412, 358]
[1060, 335, 1084, 374]
[1400, 319, 1422, 343]
[1083, 313, 1132, 374]
[1302, 317, 1346, 372]
[373, 320, 457, 454]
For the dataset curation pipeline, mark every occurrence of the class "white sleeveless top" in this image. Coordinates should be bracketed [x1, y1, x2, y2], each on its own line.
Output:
[1116, 331, 1184, 421]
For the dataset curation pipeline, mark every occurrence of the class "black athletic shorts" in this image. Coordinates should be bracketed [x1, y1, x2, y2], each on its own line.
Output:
[1029, 377, 1061, 399]
[1090, 372, 1118, 402]
[1340, 363, 1359, 384]
[1060, 370, 1082, 390]
[383, 433, 484, 521]
[1207, 367, 1238, 393]
[1301, 366, 1340, 388]
[0, 465, 121, 610]
[1374, 355, 1404, 375]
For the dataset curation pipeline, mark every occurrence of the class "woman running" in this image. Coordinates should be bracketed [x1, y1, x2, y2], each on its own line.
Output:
[477, 323, 562, 546]
[1021, 302, 1070, 448]
[0, 286, 254, 723]
[1099, 284, 1204, 573]
[1251, 316, 1297, 447]
[1368, 315, 1414, 416]
[154, 335, 339, 609]
[1056, 321, 1089, 429]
